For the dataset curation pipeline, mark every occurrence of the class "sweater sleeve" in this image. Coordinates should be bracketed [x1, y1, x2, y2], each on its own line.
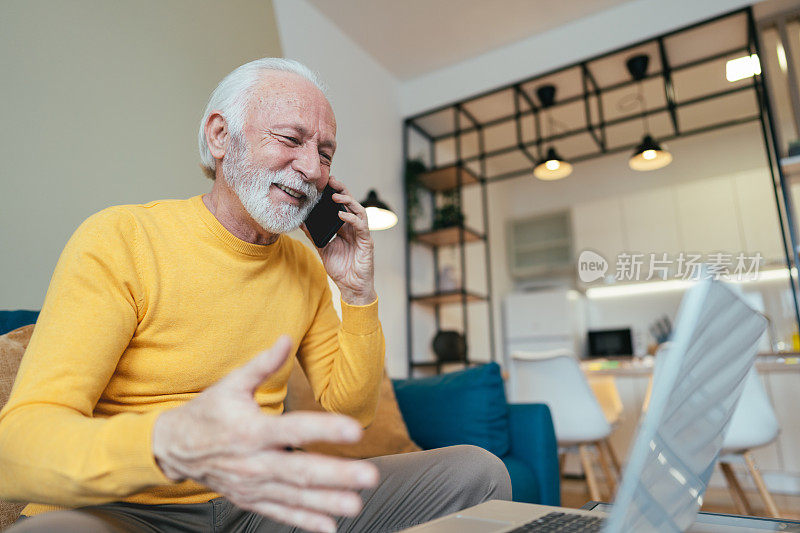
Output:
[296, 267, 385, 427]
[0, 208, 172, 506]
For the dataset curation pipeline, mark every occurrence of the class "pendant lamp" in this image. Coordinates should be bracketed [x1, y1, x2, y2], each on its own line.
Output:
[625, 54, 672, 171]
[361, 189, 397, 230]
[534, 84, 572, 181]
[629, 134, 673, 171]
[534, 147, 573, 180]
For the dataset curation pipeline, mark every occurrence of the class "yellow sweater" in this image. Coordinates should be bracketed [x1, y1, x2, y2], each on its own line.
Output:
[0, 195, 385, 516]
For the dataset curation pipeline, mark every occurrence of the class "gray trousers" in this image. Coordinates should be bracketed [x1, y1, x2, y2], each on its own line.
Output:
[9, 445, 512, 533]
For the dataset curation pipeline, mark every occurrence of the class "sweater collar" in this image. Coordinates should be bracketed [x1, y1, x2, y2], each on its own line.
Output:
[191, 194, 283, 258]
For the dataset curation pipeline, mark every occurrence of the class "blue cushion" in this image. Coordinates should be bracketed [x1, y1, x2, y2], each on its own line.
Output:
[501, 455, 540, 504]
[392, 362, 510, 457]
[0, 310, 40, 336]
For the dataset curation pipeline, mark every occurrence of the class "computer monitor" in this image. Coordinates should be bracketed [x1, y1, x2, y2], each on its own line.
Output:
[587, 328, 633, 357]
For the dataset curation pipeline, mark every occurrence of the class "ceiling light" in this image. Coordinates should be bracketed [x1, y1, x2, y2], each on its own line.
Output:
[586, 279, 694, 299]
[361, 189, 397, 230]
[777, 43, 787, 73]
[586, 268, 796, 299]
[533, 85, 572, 181]
[629, 134, 672, 171]
[624, 54, 672, 172]
[726, 54, 761, 82]
[534, 147, 572, 180]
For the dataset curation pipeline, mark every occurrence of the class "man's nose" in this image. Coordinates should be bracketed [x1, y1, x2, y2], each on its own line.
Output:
[291, 143, 322, 183]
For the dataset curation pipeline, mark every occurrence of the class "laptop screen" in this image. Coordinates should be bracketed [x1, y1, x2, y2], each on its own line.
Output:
[604, 280, 766, 533]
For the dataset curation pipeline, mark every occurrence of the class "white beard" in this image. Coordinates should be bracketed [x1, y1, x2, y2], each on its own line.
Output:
[222, 137, 322, 235]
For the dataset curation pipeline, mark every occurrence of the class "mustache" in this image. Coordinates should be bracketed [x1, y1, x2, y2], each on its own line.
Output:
[270, 171, 320, 202]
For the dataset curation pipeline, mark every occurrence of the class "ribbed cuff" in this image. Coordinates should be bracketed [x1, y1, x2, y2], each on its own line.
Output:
[340, 297, 380, 335]
[112, 409, 175, 487]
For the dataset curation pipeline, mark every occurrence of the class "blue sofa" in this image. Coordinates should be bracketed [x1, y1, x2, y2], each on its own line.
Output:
[0, 310, 40, 336]
[393, 363, 560, 505]
[0, 311, 560, 505]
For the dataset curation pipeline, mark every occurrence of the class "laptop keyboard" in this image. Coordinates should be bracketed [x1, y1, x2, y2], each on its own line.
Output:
[510, 511, 604, 532]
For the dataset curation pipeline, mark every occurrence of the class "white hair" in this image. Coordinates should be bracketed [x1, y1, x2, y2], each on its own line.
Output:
[198, 58, 327, 179]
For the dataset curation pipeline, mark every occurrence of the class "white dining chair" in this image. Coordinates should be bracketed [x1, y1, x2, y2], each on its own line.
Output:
[718, 367, 782, 518]
[587, 375, 623, 477]
[511, 349, 617, 501]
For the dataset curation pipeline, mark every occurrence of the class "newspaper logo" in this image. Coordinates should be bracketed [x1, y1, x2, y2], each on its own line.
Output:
[578, 250, 608, 283]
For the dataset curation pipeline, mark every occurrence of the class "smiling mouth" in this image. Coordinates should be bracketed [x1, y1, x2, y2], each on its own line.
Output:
[274, 183, 306, 200]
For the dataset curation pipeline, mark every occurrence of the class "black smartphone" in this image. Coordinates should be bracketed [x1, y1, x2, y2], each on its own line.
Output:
[304, 184, 346, 248]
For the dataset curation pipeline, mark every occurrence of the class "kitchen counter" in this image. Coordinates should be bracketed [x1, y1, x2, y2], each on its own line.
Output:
[581, 354, 800, 376]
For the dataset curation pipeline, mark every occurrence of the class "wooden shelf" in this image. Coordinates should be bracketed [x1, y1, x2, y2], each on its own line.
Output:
[414, 226, 484, 247]
[409, 361, 442, 368]
[418, 164, 480, 191]
[410, 290, 487, 306]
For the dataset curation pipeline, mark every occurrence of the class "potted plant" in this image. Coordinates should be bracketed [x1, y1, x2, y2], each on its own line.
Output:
[405, 158, 427, 238]
[432, 189, 464, 229]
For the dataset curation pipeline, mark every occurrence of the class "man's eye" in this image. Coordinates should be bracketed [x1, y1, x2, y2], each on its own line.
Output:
[282, 136, 300, 145]
[320, 153, 332, 163]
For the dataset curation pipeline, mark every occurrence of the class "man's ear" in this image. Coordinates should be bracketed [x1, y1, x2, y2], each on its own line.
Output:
[204, 112, 228, 161]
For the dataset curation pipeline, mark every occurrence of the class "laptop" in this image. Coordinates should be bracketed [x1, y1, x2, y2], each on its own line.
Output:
[402, 279, 797, 532]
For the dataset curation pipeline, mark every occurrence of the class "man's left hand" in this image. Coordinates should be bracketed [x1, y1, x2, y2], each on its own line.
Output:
[303, 176, 376, 306]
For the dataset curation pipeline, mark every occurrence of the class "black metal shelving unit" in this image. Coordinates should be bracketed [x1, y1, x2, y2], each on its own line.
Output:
[403, 7, 800, 375]
[404, 160, 496, 375]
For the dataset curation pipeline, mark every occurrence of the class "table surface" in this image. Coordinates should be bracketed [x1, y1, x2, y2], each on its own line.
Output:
[581, 354, 800, 376]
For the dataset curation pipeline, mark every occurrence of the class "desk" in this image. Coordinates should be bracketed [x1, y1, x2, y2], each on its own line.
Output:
[579, 356, 800, 497]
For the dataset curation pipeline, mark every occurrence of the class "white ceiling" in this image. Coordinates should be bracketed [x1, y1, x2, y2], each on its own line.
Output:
[306, 0, 636, 80]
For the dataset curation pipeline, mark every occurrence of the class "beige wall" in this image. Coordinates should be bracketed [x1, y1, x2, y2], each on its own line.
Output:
[0, 0, 282, 308]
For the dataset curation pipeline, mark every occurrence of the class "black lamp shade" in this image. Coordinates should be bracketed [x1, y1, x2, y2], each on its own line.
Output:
[629, 134, 672, 171]
[536, 84, 557, 108]
[626, 54, 650, 81]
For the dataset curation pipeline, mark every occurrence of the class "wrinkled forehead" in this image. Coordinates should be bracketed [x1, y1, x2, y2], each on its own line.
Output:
[245, 72, 336, 137]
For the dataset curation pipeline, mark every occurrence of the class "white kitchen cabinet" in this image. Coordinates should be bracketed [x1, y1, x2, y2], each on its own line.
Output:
[571, 197, 626, 264]
[733, 170, 785, 264]
[621, 186, 682, 257]
[674, 176, 744, 254]
[567, 174, 787, 283]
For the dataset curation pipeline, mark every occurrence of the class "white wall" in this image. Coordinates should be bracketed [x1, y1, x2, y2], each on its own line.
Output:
[273, 0, 407, 377]
[0, 0, 282, 307]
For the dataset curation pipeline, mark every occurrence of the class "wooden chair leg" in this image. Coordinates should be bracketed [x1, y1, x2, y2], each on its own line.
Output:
[578, 444, 602, 502]
[602, 437, 622, 476]
[719, 461, 754, 516]
[744, 451, 781, 518]
[595, 441, 616, 499]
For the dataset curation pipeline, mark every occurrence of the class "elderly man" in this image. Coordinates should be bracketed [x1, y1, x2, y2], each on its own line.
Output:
[0, 58, 510, 532]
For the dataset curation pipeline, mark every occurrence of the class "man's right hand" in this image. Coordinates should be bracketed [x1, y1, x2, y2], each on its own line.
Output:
[152, 336, 379, 533]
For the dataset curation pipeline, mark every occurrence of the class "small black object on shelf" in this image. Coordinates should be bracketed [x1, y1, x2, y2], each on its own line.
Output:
[432, 330, 467, 363]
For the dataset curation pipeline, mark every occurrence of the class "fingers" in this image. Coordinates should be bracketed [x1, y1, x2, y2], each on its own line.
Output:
[216, 451, 378, 532]
[264, 448, 379, 489]
[257, 411, 364, 449]
[247, 501, 339, 533]
[236, 481, 363, 517]
[327, 177, 369, 237]
[217, 336, 293, 394]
